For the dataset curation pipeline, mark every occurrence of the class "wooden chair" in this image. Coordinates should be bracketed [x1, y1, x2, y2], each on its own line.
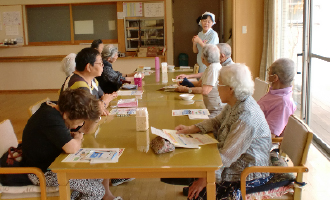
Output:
[28, 98, 50, 116]
[193, 64, 199, 74]
[252, 77, 269, 101]
[241, 115, 313, 200]
[0, 119, 48, 200]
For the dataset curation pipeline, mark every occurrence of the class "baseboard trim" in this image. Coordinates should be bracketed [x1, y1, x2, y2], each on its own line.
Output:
[0, 89, 59, 94]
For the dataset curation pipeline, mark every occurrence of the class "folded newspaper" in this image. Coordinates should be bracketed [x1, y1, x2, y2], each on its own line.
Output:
[151, 127, 218, 149]
[62, 148, 124, 163]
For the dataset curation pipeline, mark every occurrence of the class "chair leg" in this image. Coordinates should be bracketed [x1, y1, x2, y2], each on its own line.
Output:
[293, 173, 303, 200]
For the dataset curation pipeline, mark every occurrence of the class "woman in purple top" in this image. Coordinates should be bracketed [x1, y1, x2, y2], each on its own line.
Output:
[258, 58, 297, 137]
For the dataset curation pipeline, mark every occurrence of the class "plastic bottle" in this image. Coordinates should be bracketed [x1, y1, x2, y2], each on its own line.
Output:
[134, 72, 142, 87]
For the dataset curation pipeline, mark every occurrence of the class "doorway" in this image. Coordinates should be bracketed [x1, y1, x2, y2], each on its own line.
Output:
[172, 0, 221, 67]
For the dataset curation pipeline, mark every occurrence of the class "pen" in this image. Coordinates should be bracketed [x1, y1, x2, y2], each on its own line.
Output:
[178, 136, 186, 145]
[111, 152, 118, 160]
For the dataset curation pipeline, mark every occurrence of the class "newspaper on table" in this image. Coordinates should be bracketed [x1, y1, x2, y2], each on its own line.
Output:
[172, 109, 210, 116]
[188, 114, 209, 120]
[117, 90, 143, 96]
[62, 148, 124, 163]
[151, 127, 218, 149]
[110, 108, 137, 115]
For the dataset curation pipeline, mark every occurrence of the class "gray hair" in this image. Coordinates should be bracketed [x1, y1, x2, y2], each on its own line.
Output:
[61, 53, 76, 76]
[216, 43, 231, 58]
[102, 44, 118, 60]
[202, 44, 220, 63]
[219, 63, 254, 100]
[270, 58, 295, 86]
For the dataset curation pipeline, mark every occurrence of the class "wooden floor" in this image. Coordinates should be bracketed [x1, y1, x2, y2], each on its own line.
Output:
[1, 91, 330, 200]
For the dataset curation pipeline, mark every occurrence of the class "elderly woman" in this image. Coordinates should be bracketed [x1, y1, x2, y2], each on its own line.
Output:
[21, 89, 122, 200]
[61, 53, 76, 77]
[96, 44, 137, 94]
[175, 64, 272, 200]
[193, 12, 219, 73]
[258, 58, 297, 137]
[176, 44, 222, 118]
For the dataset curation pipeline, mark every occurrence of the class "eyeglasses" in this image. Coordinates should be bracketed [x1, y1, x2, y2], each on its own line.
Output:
[94, 62, 104, 66]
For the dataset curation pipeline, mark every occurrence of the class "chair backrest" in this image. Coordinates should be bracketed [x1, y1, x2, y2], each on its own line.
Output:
[252, 77, 269, 101]
[193, 64, 199, 74]
[280, 115, 313, 166]
[29, 98, 50, 116]
[0, 119, 18, 157]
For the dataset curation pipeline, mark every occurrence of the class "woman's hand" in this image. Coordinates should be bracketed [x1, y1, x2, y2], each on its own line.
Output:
[188, 178, 207, 200]
[175, 125, 200, 134]
[109, 92, 118, 101]
[175, 85, 189, 93]
[192, 36, 202, 45]
[72, 132, 84, 140]
[100, 106, 110, 116]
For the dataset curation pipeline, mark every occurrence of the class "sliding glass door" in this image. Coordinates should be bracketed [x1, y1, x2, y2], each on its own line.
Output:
[276, 0, 330, 154]
[306, 0, 330, 153]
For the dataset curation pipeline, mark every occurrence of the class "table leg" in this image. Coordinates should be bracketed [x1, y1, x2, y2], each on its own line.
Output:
[206, 171, 216, 200]
[57, 172, 71, 200]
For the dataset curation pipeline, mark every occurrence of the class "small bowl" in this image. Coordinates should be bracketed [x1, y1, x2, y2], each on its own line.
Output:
[179, 94, 194, 101]
[168, 65, 175, 70]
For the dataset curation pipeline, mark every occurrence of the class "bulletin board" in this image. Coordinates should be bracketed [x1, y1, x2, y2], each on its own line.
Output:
[0, 5, 24, 45]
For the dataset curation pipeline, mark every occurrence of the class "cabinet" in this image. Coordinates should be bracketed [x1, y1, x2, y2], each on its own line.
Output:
[124, 17, 165, 51]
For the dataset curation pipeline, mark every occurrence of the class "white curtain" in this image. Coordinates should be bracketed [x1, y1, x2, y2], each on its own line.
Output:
[259, 0, 276, 80]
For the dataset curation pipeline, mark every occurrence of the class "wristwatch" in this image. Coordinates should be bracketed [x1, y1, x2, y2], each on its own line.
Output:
[188, 88, 192, 94]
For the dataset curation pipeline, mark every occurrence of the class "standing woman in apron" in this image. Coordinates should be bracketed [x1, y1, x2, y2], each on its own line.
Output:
[193, 12, 219, 73]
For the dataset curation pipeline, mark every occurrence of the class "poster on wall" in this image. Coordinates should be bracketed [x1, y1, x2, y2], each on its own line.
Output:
[5, 25, 18, 35]
[144, 3, 164, 17]
[74, 20, 94, 34]
[3, 11, 21, 25]
[123, 2, 143, 17]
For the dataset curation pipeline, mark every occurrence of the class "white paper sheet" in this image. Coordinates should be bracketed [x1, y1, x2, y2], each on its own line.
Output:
[5, 25, 18, 35]
[144, 3, 164, 17]
[151, 127, 218, 149]
[3, 11, 21, 25]
[74, 20, 94, 34]
[151, 127, 199, 148]
[188, 114, 209, 120]
[108, 20, 116, 31]
[117, 90, 143, 96]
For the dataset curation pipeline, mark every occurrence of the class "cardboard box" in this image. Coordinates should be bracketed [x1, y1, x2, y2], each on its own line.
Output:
[138, 52, 147, 57]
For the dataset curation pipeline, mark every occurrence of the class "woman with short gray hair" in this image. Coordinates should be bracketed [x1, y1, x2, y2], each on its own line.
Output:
[258, 58, 297, 137]
[61, 53, 76, 77]
[175, 63, 272, 200]
[201, 44, 220, 64]
[175, 44, 222, 118]
[96, 44, 138, 94]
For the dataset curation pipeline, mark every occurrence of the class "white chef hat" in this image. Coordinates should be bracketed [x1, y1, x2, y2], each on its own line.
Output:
[199, 11, 216, 26]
